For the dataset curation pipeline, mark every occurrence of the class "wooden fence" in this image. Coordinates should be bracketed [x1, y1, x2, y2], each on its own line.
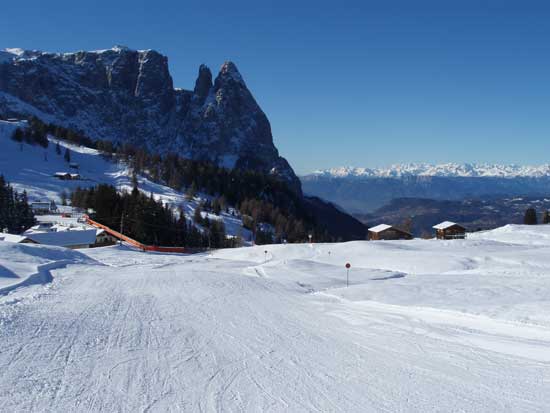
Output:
[84, 215, 187, 254]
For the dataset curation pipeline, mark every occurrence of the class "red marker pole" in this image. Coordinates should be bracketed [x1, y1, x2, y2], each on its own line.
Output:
[345, 263, 351, 287]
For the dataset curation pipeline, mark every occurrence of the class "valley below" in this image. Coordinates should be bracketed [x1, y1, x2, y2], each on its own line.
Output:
[302, 167, 550, 235]
[360, 196, 550, 236]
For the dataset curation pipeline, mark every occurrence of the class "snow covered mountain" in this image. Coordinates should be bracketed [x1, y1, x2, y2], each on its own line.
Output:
[0, 46, 300, 192]
[312, 163, 550, 179]
[302, 163, 550, 213]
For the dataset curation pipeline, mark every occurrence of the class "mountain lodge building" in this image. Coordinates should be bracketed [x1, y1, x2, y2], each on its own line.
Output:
[368, 224, 412, 241]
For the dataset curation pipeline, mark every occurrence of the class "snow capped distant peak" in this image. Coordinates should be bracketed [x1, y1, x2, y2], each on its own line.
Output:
[1, 48, 43, 62]
[89, 45, 151, 54]
[310, 163, 550, 179]
[111, 45, 130, 52]
[3, 46, 155, 61]
[3, 48, 26, 56]
[3, 47, 142, 61]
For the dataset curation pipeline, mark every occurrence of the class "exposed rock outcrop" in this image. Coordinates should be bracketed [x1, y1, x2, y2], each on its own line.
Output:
[0, 46, 301, 192]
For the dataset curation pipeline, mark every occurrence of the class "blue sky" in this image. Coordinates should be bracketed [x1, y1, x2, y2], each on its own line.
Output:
[2, 0, 550, 174]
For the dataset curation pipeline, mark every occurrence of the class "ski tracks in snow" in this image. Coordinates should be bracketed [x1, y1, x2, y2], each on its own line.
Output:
[0, 247, 549, 412]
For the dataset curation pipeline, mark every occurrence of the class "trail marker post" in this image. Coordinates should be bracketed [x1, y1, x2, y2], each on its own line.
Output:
[119, 212, 124, 246]
[345, 263, 351, 287]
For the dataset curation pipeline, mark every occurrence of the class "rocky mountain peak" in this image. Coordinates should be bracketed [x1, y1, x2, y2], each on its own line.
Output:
[216, 61, 245, 85]
[194, 64, 213, 102]
[0, 47, 301, 193]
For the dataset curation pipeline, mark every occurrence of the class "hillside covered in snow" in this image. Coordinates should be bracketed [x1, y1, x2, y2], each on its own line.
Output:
[0, 120, 251, 241]
[1, 224, 550, 411]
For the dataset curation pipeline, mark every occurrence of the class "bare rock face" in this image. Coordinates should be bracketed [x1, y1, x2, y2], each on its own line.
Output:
[0, 47, 301, 193]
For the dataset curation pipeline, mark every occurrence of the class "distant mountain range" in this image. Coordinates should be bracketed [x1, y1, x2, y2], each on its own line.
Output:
[310, 163, 550, 179]
[302, 163, 550, 213]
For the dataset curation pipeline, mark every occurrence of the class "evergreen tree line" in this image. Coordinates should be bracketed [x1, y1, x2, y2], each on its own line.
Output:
[121, 149, 318, 243]
[20, 116, 95, 149]
[0, 176, 35, 233]
[11, 117, 74, 163]
[238, 198, 308, 243]
[22, 116, 333, 243]
[11, 124, 48, 148]
[110, 151, 326, 243]
[71, 184, 232, 248]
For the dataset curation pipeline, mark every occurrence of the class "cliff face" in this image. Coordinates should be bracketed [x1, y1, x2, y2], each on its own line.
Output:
[0, 46, 301, 192]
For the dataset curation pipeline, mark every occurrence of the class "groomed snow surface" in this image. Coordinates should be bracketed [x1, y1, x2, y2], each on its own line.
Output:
[1, 225, 550, 412]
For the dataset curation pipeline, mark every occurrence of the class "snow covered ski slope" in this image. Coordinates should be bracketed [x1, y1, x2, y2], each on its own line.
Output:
[1, 225, 550, 411]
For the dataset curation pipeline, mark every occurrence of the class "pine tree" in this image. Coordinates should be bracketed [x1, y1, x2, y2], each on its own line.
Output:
[543, 211, 550, 224]
[0, 177, 35, 233]
[18, 191, 35, 231]
[60, 190, 68, 206]
[255, 228, 273, 245]
[12, 128, 24, 142]
[175, 209, 188, 245]
[55, 141, 61, 155]
[212, 197, 222, 215]
[524, 208, 538, 225]
[0, 176, 8, 230]
[64, 147, 71, 163]
[209, 220, 227, 248]
[193, 205, 203, 224]
[185, 182, 197, 201]
[131, 171, 139, 190]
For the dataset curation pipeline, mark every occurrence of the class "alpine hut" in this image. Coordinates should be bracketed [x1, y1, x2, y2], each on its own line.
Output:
[433, 221, 466, 240]
[368, 224, 412, 241]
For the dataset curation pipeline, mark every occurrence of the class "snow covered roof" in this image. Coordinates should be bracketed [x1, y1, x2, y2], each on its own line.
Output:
[36, 215, 83, 226]
[31, 202, 51, 207]
[24, 224, 54, 234]
[0, 233, 31, 243]
[26, 229, 97, 247]
[433, 221, 464, 230]
[368, 224, 393, 233]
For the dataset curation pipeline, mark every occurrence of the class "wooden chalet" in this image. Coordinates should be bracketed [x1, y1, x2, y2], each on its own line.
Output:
[368, 224, 412, 241]
[433, 221, 466, 240]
